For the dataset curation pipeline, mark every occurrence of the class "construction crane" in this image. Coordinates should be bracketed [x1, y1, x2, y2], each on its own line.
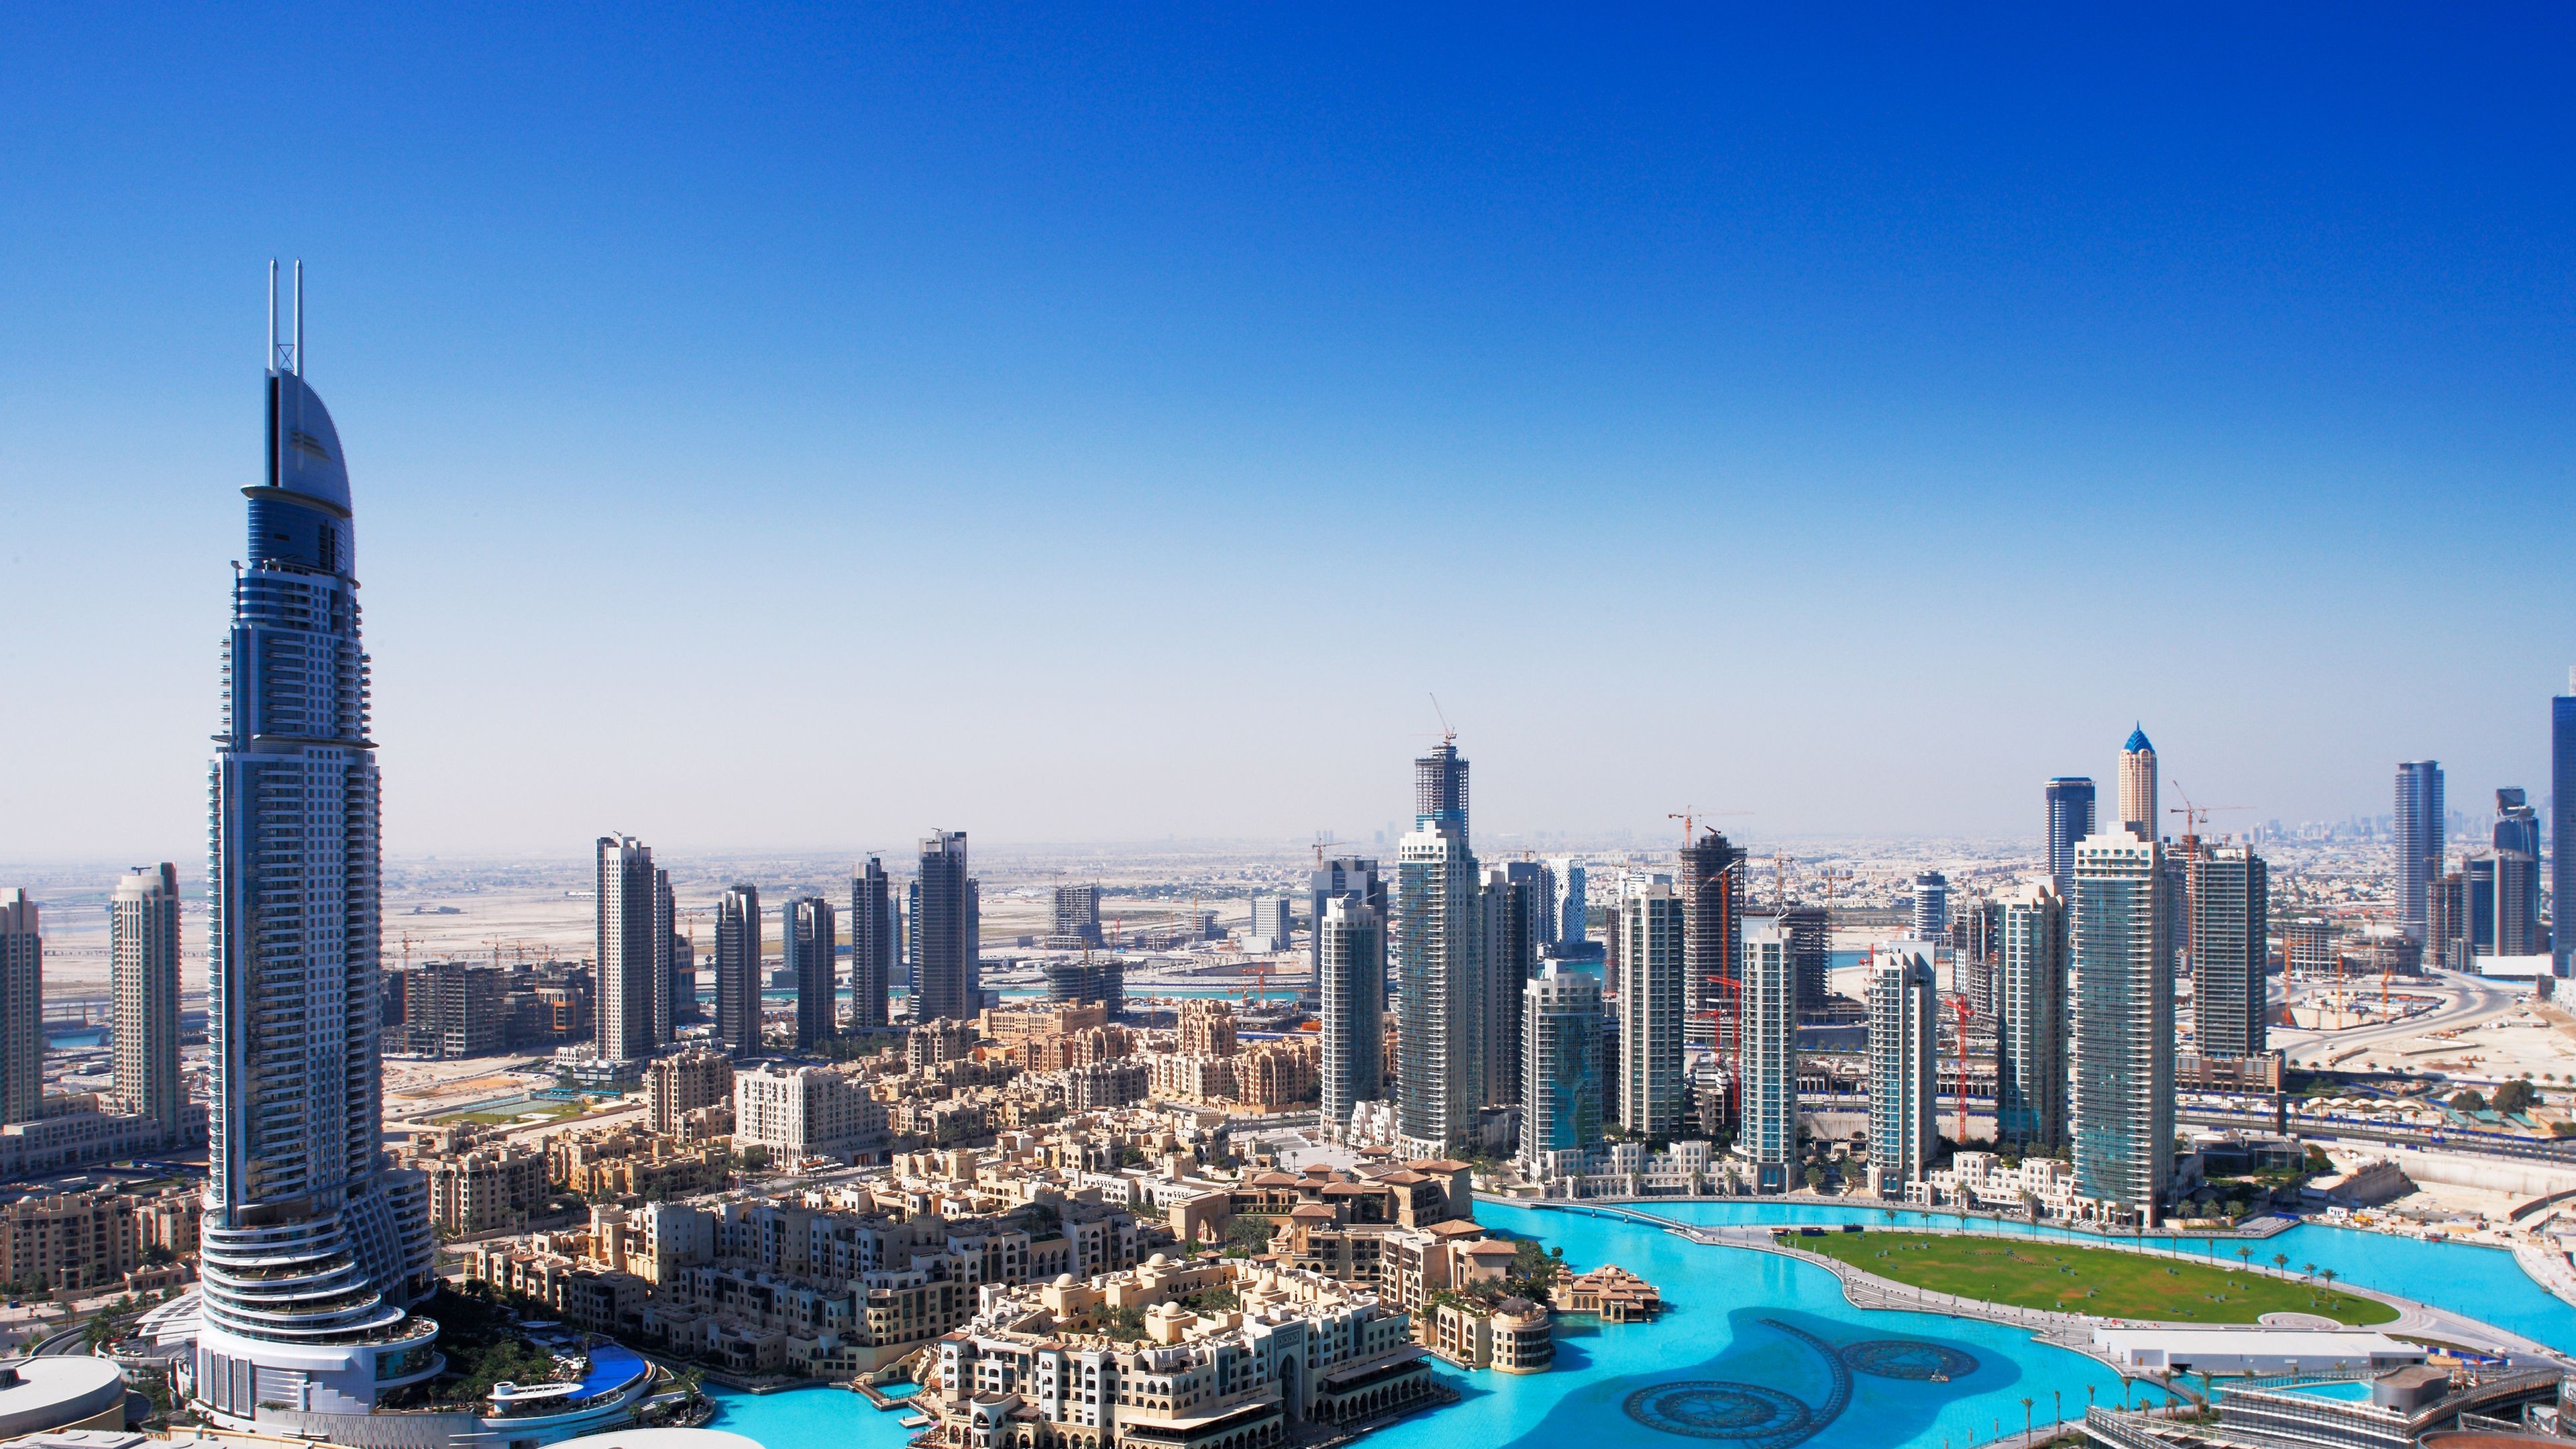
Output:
[1311, 833, 1339, 867]
[1946, 993, 1975, 1142]
[2166, 780, 2251, 839]
[1771, 852, 1794, 911]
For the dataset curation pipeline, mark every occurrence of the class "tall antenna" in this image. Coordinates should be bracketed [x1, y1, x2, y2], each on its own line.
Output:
[267, 260, 278, 372]
[292, 259, 305, 376]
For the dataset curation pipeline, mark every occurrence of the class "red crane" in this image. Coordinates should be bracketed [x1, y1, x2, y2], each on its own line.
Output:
[1946, 991, 1974, 1142]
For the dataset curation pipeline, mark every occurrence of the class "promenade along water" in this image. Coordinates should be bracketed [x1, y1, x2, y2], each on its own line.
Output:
[705, 1199, 2576, 1449]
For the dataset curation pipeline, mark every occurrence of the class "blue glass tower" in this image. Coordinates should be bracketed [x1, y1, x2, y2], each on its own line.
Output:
[2045, 777, 2096, 900]
[191, 266, 439, 1425]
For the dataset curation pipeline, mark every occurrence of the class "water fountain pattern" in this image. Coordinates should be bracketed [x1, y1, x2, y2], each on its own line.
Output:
[1618, 1314, 1987, 1448]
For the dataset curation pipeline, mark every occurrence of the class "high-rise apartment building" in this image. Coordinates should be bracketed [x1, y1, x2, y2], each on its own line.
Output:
[1309, 857, 1385, 980]
[2495, 789, 2544, 958]
[916, 831, 975, 1022]
[1415, 739, 1468, 830]
[196, 277, 439, 1421]
[1677, 831, 1744, 1054]
[1994, 881, 2065, 1151]
[2394, 761, 2446, 940]
[2186, 844, 2269, 1059]
[1050, 883, 1104, 949]
[594, 836, 659, 1063]
[1911, 871, 1949, 945]
[1735, 920, 1798, 1193]
[1866, 942, 1939, 1195]
[786, 896, 837, 1049]
[2429, 869, 2469, 972]
[1395, 817, 1481, 1154]
[1613, 881, 1684, 1139]
[1481, 863, 1546, 1109]
[714, 885, 762, 1058]
[653, 868, 679, 1044]
[1781, 905, 1830, 1018]
[1246, 894, 1293, 949]
[1518, 963, 1602, 1179]
[109, 863, 184, 1138]
[1548, 859, 1587, 950]
[2555, 672, 2575, 972]
[850, 857, 896, 1030]
[2072, 831, 2174, 1225]
[1317, 897, 1385, 1131]
[2045, 777, 2097, 900]
[2118, 727, 2159, 840]
[0, 891, 38, 1124]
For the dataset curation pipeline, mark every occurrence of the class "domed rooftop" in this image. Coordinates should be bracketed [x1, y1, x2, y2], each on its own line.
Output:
[1054, 1273, 1075, 1287]
[2123, 724, 2153, 753]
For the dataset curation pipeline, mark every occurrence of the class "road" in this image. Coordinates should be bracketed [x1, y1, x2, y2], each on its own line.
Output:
[2271, 971, 2522, 1069]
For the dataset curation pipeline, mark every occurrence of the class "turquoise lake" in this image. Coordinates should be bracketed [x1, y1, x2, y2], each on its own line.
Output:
[704, 1200, 2576, 1449]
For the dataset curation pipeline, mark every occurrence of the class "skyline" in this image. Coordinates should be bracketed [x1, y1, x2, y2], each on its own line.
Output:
[7, 7, 2576, 856]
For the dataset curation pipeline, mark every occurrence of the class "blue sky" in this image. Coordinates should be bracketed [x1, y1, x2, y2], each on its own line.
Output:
[3, 5, 2571, 856]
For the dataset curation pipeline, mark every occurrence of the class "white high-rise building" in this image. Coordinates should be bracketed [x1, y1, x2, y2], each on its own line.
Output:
[1994, 881, 2065, 1151]
[110, 863, 185, 1139]
[1318, 897, 1384, 1132]
[1866, 941, 1939, 1195]
[596, 835, 659, 1063]
[1613, 881, 1684, 1138]
[192, 270, 440, 1424]
[1395, 819, 1481, 1154]
[1519, 963, 1601, 1179]
[1735, 919, 1798, 1193]
[2072, 830, 2174, 1225]
[2118, 725, 2159, 840]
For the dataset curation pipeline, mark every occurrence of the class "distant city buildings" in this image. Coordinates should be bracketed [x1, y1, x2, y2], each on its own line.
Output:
[2394, 760, 2446, 940]
[2072, 830, 2174, 1226]
[1866, 941, 1938, 1196]
[2493, 788, 2544, 958]
[1547, 858, 1587, 951]
[2045, 776, 2097, 900]
[1050, 882, 1104, 949]
[1308, 856, 1385, 980]
[1910, 870, 1948, 945]
[916, 830, 975, 1021]
[786, 895, 837, 1049]
[0, 890, 38, 1124]
[714, 883, 761, 1058]
[108, 863, 184, 1138]
[851, 857, 896, 1030]
[2118, 726, 2159, 840]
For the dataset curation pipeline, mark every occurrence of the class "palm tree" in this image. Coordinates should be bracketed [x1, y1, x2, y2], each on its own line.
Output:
[2271, 1252, 2289, 1275]
[2236, 1245, 2252, 1269]
[2300, 1262, 2316, 1282]
[2022, 1397, 2033, 1444]
[2318, 1268, 2337, 1291]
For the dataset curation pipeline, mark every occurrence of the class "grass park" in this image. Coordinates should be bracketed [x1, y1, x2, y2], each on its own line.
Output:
[1797, 1232, 2399, 1326]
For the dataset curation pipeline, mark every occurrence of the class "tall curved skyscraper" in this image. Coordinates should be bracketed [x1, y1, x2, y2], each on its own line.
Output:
[191, 267, 439, 1425]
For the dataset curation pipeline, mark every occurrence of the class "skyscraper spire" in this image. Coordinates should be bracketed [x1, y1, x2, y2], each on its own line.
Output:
[189, 272, 439, 1426]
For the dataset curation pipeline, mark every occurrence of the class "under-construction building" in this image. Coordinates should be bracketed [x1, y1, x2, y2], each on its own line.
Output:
[1044, 956, 1125, 1018]
[1050, 883, 1104, 949]
[1677, 830, 1746, 1057]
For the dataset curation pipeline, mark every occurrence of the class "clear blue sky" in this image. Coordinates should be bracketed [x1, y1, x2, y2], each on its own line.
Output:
[3, 5, 2571, 857]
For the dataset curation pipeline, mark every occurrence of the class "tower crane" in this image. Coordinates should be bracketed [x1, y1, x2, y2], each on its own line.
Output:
[1945, 993, 1975, 1142]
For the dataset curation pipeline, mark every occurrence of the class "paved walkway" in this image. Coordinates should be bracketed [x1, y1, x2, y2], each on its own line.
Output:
[1521, 1201, 2573, 1367]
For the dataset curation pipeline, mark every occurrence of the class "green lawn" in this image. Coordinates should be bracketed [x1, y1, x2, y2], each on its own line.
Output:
[431, 1099, 584, 1126]
[1796, 1232, 2398, 1326]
